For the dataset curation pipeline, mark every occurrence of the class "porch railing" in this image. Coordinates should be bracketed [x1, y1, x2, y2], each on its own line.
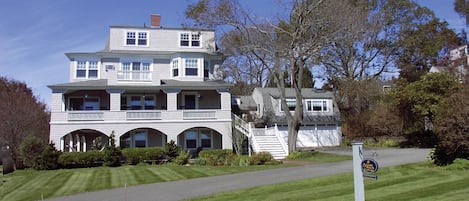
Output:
[68, 111, 104, 121]
[126, 111, 162, 120]
[183, 110, 216, 119]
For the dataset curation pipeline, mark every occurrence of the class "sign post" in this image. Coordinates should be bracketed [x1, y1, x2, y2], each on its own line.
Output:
[352, 142, 365, 201]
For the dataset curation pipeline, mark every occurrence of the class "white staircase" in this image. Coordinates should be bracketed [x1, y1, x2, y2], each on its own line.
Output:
[232, 114, 288, 160]
[251, 128, 288, 160]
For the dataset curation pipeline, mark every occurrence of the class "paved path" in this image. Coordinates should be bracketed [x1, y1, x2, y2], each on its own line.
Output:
[46, 148, 430, 201]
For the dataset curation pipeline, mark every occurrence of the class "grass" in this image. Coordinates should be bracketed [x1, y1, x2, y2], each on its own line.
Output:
[186, 162, 469, 201]
[0, 163, 294, 201]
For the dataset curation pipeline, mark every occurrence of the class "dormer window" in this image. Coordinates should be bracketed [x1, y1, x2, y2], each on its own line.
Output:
[126, 31, 148, 46]
[306, 100, 329, 112]
[180, 33, 201, 47]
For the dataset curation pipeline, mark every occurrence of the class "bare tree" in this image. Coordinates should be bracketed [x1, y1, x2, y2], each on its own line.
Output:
[0, 77, 50, 168]
[186, 0, 357, 152]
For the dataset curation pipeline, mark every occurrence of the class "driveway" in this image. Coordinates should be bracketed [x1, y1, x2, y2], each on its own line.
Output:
[46, 148, 430, 201]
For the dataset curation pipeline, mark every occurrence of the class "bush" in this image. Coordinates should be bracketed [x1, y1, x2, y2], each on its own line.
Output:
[19, 136, 46, 168]
[198, 149, 234, 166]
[122, 147, 164, 165]
[249, 152, 274, 165]
[173, 151, 190, 165]
[58, 151, 103, 168]
[164, 140, 181, 162]
[444, 159, 469, 170]
[33, 143, 61, 170]
[230, 155, 250, 167]
[103, 146, 122, 167]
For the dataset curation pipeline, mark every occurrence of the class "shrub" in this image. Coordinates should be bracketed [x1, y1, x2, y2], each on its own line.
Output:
[122, 147, 164, 165]
[173, 151, 190, 165]
[58, 151, 103, 168]
[19, 136, 46, 168]
[444, 159, 469, 170]
[33, 143, 61, 170]
[198, 149, 234, 166]
[249, 152, 274, 165]
[103, 146, 122, 167]
[164, 140, 181, 162]
[230, 155, 250, 167]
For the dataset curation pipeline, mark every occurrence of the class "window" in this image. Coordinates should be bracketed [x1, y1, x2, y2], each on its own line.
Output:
[185, 59, 198, 76]
[184, 128, 213, 149]
[118, 62, 151, 81]
[185, 130, 197, 149]
[138, 32, 147, 45]
[180, 33, 201, 47]
[76, 61, 86, 78]
[126, 32, 136, 45]
[306, 100, 328, 112]
[172, 59, 179, 77]
[134, 132, 147, 148]
[126, 31, 148, 46]
[280, 99, 296, 111]
[180, 33, 189, 46]
[122, 95, 156, 110]
[88, 61, 98, 78]
[76, 61, 99, 79]
[191, 33, 200, 47]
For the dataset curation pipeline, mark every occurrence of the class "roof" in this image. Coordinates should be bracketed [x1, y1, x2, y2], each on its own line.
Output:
[109, 25, 215, 32]
[254, 88, 335, 99]
[252, 87, 341, 125]
[232, 95, 257, 111]
[48, 79, 233, 91]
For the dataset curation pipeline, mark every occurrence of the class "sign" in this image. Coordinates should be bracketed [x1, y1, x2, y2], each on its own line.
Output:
[361, 159, 379, 180]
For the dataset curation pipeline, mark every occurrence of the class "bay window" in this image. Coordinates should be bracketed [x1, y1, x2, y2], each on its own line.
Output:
[185, 59, 198, 76]
[172, 59, 179, 77]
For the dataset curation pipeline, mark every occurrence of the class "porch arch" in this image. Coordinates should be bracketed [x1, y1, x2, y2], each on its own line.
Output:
[177, 127, 223, 151]
[61, 129, 108, 152]
[119, 127, 167, 148]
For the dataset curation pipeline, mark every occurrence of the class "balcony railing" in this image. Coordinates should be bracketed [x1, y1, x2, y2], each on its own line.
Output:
[68, 111, 104, 121]
[53, 110, 231, 122]
[117, 71, 152, 81]
[183, 110, 217, 119]
[126, 111, 162, 120]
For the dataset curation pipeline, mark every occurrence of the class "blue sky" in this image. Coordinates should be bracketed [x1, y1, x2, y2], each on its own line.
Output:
[0, 0, 465, 108]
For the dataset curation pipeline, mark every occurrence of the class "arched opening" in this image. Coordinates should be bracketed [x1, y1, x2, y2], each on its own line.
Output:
[120, 128, 167, 148]
[61, 129, 108, 152]
[177, 127, 222, 151]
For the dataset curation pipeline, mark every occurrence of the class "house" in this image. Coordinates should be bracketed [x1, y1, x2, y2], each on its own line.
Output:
[430, 45, 468, 82]
[48, 15, 233, 152]
[232, 88, 342, 159]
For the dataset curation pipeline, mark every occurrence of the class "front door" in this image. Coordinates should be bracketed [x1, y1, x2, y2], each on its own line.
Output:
[184, 95, 196, 109]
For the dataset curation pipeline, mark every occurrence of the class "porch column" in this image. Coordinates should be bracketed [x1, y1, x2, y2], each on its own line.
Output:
[217, 88, 231, 111]
[69, 133, 73, 152]
[51, 89, 66, 112]
[106, 89, 124, 111]
[163, 89, 180, 111]
[60, 137, 65, 151]
[76, 135, 81, 152]
[82, 136, 87, 152]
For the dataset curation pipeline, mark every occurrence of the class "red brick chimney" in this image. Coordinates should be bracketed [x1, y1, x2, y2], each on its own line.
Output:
[151, 14, 161, 28]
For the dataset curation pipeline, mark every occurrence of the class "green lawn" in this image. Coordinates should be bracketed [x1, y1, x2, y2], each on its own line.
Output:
[0, 163, 296, 201]
[187, 162, 469, 201]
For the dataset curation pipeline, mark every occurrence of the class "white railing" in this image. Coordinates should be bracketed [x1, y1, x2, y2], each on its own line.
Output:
[183, 110, 216, 119]
[126, 111, 161, 120]
[117, 71, 152, 81]
[232, 114, 250, 137]
[68, 111, 104, 121]
[274, 124, 289, 156]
